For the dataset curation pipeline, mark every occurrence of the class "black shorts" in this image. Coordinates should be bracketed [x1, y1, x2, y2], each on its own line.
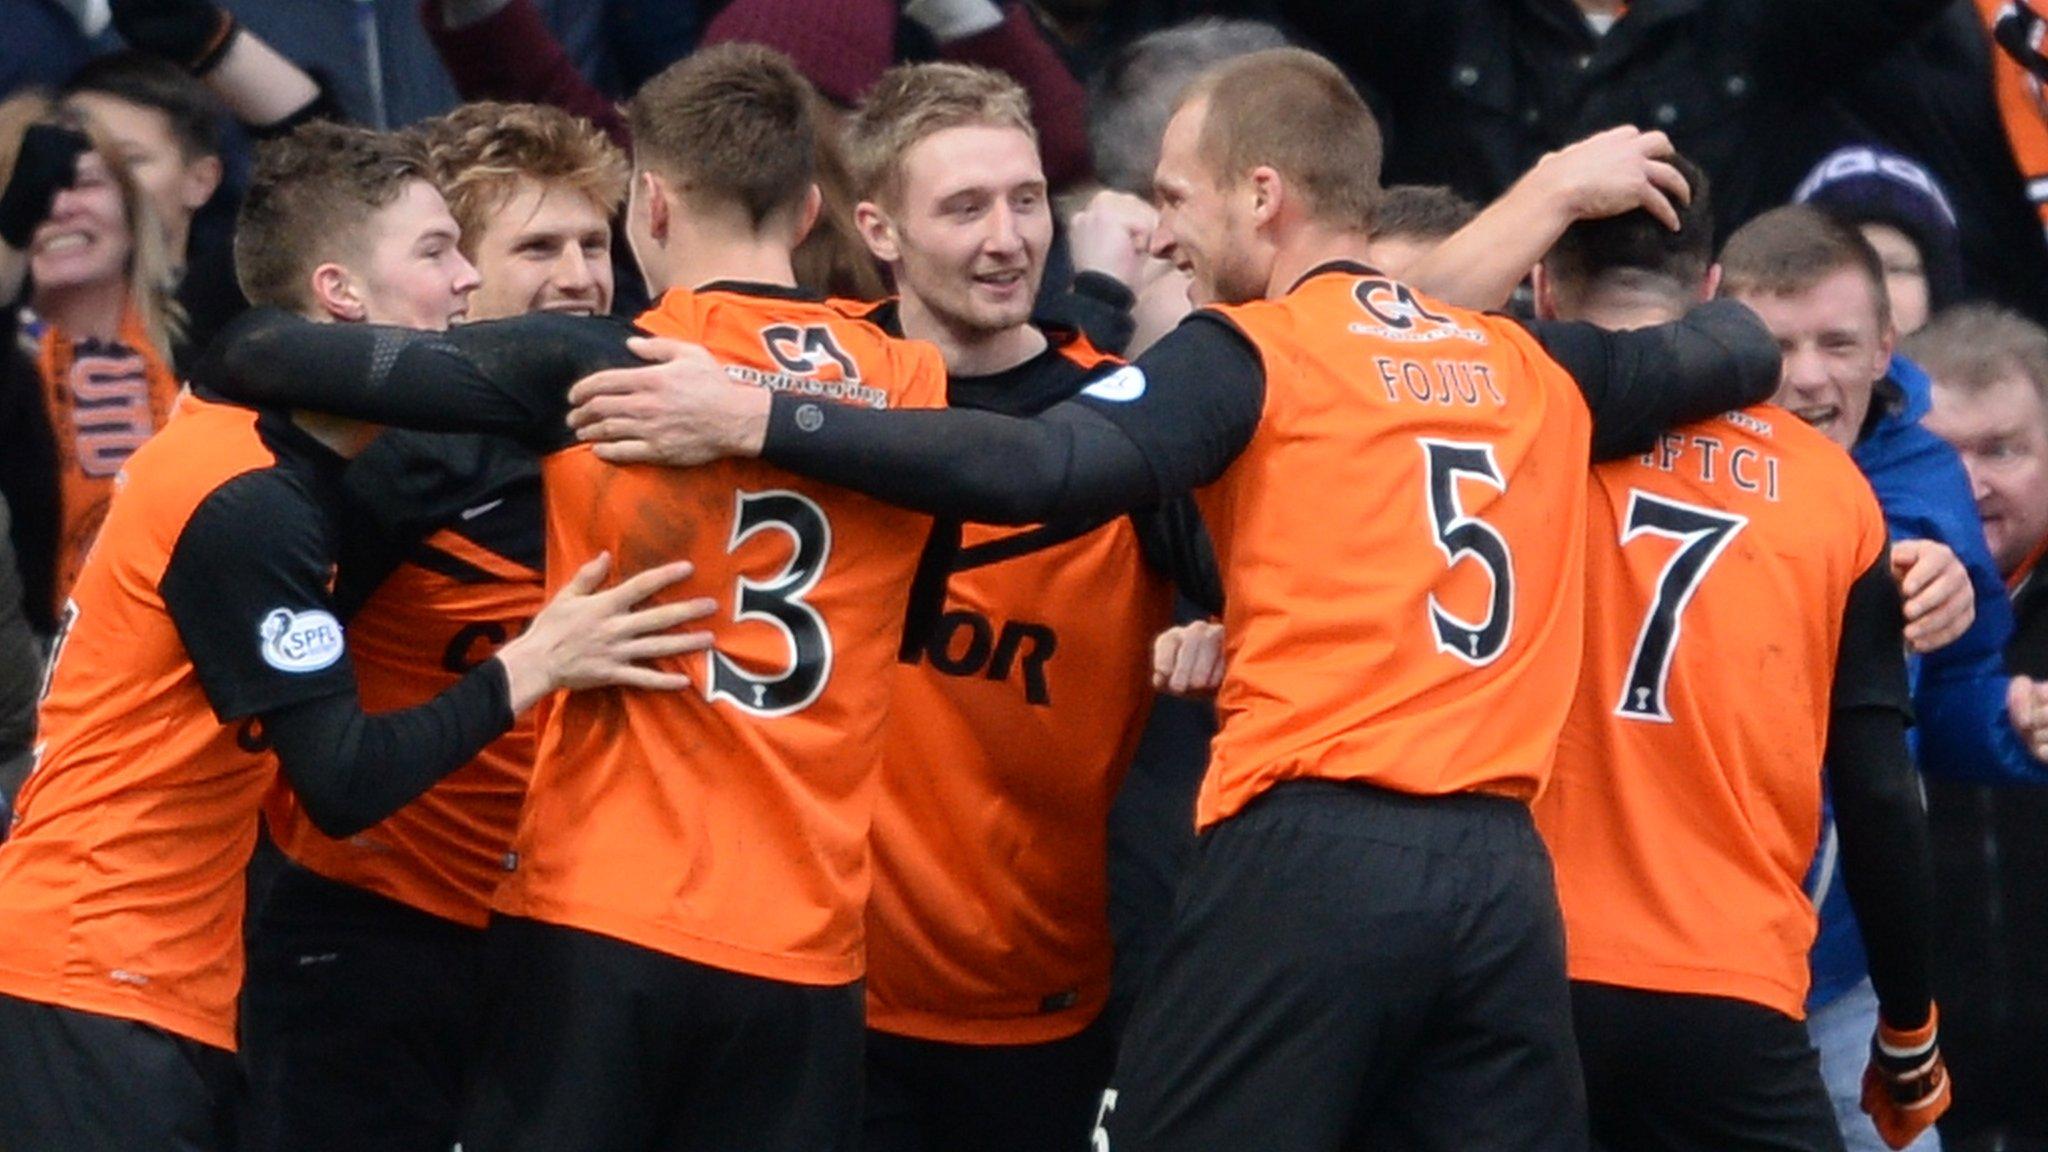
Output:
[461, 914, 865, 1152]
[239, 864, 486, 1152]
[1098, 779, 1588, 1152]
[862, 1017, 1116, 1152]
[1572, 982, 1845, 1152]
[0, 992, 239, 1152]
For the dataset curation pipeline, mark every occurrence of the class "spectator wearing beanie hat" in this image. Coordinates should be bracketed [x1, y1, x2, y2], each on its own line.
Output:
[1795, 144, 1965, 334]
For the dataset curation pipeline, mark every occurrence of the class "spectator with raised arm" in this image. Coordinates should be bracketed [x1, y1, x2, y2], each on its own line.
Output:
[0, 93, 183, 639]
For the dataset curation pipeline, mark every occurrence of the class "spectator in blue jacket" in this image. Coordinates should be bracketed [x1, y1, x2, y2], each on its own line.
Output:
[1720, 204, 2048, 1152]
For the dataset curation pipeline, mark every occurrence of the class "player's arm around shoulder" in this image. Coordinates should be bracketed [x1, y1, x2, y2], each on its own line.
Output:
[1525, 299, 1782, 461]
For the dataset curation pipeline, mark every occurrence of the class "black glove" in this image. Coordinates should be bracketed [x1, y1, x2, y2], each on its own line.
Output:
[110, 0, 241, 75]
[0, 124, 92, 250]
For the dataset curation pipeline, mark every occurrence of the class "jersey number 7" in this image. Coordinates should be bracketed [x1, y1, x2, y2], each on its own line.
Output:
[1613, 490, 1746, 722]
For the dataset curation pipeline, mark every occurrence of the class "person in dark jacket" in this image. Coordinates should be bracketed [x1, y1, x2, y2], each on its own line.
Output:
[1905, 304, 2048, 1147]
[1256, 0, 2048, 327]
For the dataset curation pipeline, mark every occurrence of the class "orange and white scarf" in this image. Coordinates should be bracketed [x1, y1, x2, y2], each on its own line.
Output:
[32, 301, 180, 615]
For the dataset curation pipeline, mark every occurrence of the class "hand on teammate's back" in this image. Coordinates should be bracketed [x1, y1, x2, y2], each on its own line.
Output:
[567, 337, 770, 467]
[0, 123, 91, 250]
[1860, 1010, 1953, 1149]
[1889, 539, 1974, 653]
[1152, 619, 1225, 698]
[494, 551, 717, 711]
[1523, 125, 1691, 232]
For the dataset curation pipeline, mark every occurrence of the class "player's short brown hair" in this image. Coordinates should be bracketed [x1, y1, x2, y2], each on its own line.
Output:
[234, 121, 433, 311]
[626, 43, 818, 230]
[1904, 303, 2048, 405]
[1373, 185, 1478, 245]
[412, 101, 627, 259]
[1544, 153, 1714, 305]
[844, 62, 1035, 208]
[1718, 203, 1892, 333]
[1175, 47, 1381, 233]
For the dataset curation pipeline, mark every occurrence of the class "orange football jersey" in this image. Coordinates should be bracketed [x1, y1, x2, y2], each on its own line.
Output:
[866, 333, 1175, 1044]
[265, 516, 541, 928]
[1192, 270, 1593, 827]
[1536, 407, 1888, 1018]
[0, 395, 350, 1051]
[492, 284, 948, 985]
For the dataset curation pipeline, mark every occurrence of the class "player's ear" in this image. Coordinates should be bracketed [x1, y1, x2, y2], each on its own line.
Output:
[642, 170, 671, 244]
[853, 198, 898, 263]
[1700, 263, 1722, 302]
[309, 262, 367, 323]
[1531, 263, 1561, 321]
[792, 183, 823, 248]
[1248, 165, 1284, 227]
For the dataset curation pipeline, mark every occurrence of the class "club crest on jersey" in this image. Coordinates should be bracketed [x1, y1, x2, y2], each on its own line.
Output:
[733, 324, 889, 408]
[258, 608, 344, 673]
[1350, 279, 1486, 345]
[1081, 365, 1147, 403]
[762, 324, 860, 381]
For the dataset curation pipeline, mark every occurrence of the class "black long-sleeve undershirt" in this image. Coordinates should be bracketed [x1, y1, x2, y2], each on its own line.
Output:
[1826, 551, 1935, 1031]
[194, 307, 642, 450]
[262, 661, 514, 839]
[756, 296, 1781, 525]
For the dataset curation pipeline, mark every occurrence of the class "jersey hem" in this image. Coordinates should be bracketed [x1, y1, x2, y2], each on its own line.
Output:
[0, 964, 237, 1051]
[493, 891, 863, 986]
[1566, 954, 1808, 1020]
[866, 986, 1108, 1045]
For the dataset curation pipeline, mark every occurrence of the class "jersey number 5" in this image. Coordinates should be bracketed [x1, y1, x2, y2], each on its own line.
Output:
[708, 490, 834, 717]
[1422, 439, 1514, 665]
[1614, 490, 1746, 722]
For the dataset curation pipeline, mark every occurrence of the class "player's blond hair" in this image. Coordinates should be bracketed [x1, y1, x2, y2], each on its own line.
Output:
[843, 63, 1035, 209]
[411, 102, 627, 260]
[1175, 47, 1381, 233]
[0, 89, 184, 356]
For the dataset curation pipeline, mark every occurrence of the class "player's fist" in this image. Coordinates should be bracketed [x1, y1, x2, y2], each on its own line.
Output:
[1068, 189, 1159, 289]
[1152, 619, 1224, 698]
[1890, 539, 1973, 653]
[110, 0, 240, 74]
[0, 124, 92, 251]
[1860, 1009, 1952, 1150]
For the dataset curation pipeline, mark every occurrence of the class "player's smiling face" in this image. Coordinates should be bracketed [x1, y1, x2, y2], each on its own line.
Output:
[1150, 99, 1260, 307]
[1737, 267, 1894, 451]
[466, 177, 614, 321]
[356, 179, 481, 330]
[877, 123, 1050, 336]
[28, 150, 132, 295]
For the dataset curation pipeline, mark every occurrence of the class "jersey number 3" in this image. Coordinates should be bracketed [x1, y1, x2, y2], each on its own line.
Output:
[1422, 439, 1514, 665]
[708, 490, 834, 717]
[1614, 490, 1746, 722]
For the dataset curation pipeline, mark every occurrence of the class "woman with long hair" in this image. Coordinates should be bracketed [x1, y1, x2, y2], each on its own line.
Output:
[0, 90, 185, 637]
